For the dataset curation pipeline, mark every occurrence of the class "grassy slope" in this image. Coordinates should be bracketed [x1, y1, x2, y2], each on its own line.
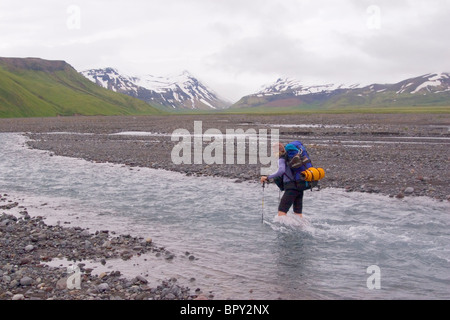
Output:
[0, 63, 163, 118]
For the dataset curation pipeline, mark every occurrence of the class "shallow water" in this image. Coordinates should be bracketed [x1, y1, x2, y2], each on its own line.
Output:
[1, 133, 449, 299]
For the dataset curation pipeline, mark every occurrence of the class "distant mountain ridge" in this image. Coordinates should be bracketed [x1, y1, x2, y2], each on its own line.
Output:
[0, 57, 162, 118]
[0, 57, 68, 72]
[81, 68, 231, 111]
[257, 78, 360, 96]
[232, 72, 450, 110]
[1, 56, 448, 118]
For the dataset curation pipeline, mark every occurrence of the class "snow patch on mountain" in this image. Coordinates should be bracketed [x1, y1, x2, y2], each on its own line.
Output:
[410, 72, 449, 94]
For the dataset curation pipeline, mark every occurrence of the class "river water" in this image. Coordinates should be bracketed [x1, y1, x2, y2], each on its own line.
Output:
[0, 133, 449, 299]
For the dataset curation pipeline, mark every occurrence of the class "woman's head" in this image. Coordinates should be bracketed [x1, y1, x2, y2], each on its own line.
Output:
[273, 142, 285, 156]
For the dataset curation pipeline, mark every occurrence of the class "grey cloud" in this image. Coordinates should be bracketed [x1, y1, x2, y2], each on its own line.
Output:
[207, 33, 312, 75]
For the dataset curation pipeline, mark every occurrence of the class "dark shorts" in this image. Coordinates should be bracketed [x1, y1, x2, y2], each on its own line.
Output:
[278, 181, 309, 214]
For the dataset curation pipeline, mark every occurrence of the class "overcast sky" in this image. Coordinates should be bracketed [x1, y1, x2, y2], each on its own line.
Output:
[1, 0, 449, 101]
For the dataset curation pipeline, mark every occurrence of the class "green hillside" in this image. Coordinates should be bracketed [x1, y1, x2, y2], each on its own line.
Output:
[0, 57, 163, 118]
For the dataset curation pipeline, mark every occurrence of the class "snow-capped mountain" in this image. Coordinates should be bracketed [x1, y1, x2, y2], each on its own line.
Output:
[257, 73, 450, 97]
[232, 72, 450, 109]
[81, 68, 231, 111]
[257, 77, 360, 97]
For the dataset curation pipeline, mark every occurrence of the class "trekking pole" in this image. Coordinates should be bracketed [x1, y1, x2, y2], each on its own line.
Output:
[261, 181, 266, 223]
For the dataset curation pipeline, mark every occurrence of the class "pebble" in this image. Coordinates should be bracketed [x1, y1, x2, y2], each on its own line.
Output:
[404, 187, 414, 194]
[12, 294, 25, 300]
[55, 277, 68, 290]
[20, 277, 33, 286]
[97, 283, 110, 292]
[396, 192, 405, 199]
[135, 275, 148, 284]
[80, 230, 90, 237]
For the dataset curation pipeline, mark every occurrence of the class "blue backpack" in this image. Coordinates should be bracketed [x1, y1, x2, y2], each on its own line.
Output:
[284, 141, 313, 180]
[273, 141, 313, 191]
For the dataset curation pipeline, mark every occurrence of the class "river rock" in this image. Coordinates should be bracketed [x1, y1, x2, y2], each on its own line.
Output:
[2, 274, 11, 284]
[135, 275, 148, 284]
[20, 276, 33, 286]
[80, 230, 91, 237]
[19, 257, 32, 265]
[396, 192, 405, 199]
[12, 294, 25, 300]
[56, 277, 68, 290]
[165, 253, 175, 260]
[97, 283, 110, 292]
[165, 293, 176, 300]
[404, 187, 414, 194]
